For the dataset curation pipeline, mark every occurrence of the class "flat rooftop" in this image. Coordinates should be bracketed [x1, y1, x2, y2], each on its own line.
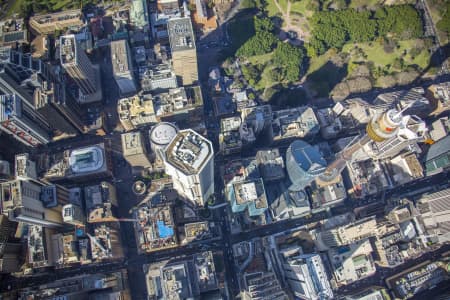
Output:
[221, 116, 241, 132]
[134, 204, 177, 253]
[233, 179, 267, 209]
[149, 122, 178, 147]
[121, 131, 145, 156]
[194, 251, 217, 292]
[272, 106, 319, 139]
[165, 129, 213, 175]
[118, 94, 155, 125]
[60, 35, 77, 65]
[162, 262, 193, 299]
[167, 17, 196, 52]
[153, 87, 190, 116]
[110, 39, 131, 75]
[185, 221, 210, 241]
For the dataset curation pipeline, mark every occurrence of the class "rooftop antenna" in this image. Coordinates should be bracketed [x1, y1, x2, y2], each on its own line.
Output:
[393, 99, 417, 119]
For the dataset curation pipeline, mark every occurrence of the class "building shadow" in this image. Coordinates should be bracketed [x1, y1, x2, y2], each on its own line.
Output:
[304, 61, 348, 98]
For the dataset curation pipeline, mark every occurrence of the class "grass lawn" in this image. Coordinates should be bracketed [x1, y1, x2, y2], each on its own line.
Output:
[278, 0, 288, 14]
[399, 40, 430, 70]
[247, 52, 273, 65]
[290, 0, 313, 17]
[266, 0, 281, 16]
[51, 0, 72, 11]
[342, 39, 430, 71]
[306, 49, 335, 75]
[348, 0, 381, 9]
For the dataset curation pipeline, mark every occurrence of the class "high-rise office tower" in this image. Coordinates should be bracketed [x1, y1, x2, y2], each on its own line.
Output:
[60, 35, 98, 96]
[164, 129, 214, 206]
[110, 40, 137, 95]
[0, 47, 84, 136]
[286, 140, 327, 191]
[121, 131, 151, 168]
[0, 47, 54, 135]
[0, 215, 21, 273]
[15, 153, 37, 180]
[34, 79, 84, 135]
[167, 18, 198, 85]
[282, 254, 333, 300]
[0, 94, 50, 147]
[0, 179, 63, 228]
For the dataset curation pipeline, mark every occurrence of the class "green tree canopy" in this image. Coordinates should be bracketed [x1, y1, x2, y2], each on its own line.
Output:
[273, 42, 303, 82]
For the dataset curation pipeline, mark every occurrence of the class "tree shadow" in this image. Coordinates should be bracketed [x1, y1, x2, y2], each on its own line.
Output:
[304, 61, 348, 98]
[268, 85, 309, 108]
[217, 9, 257, 62]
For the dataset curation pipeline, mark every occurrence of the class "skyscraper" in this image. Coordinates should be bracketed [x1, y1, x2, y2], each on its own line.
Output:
[60, 35, 97, 95]
[34, 79, 85, 135]
[0, 179, 63, 228]
[110, 39, 137, 95]
[0, 94, 50, 147]
[167, 18, 198, 85]
[0, 47, 84, 136]
[121, 131, 151, 168]
[164, 129, 214, 206]
[286, 140, 327, 191]
[282, 254, 333, 300]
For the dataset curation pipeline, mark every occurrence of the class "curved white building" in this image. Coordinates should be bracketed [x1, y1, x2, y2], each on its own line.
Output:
[150, 122, 178, 158]
[164, 129, 213, 206]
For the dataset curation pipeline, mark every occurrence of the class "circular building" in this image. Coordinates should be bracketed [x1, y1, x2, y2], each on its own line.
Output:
[286, 140, 327, 191]
[149, 122, 179, 161]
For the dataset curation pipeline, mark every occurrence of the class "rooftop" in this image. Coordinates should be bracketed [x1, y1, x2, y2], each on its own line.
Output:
[230, 178, 268, 217]
[69, 145, 105, 174]
[272, 106, 319, 140]
[255, 149, 285, 182]
[167, 17, 196, 52]
[328, 239, 376, 286]
[185, 221, 211, 242]
[193, 251, 218, 292]
[30, 9, 82, 25]
[161, 262, 194, 300]
[84, 182, 115, 212]
[165, 129, 213, 175]
[153, 87, 192, 116]
[28, 225, 48, 268]
[60, 35, 77, 65]
[149, 122, 179, 146]
[90, 224, 123, 261]
[110, 39, 131, 75]
[134, 204, 177, 253]
[121, 131, 146, 156]
[43, 143, 109, 180]
[118, 94, 156, 127]
[288, 140, 327, 175]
